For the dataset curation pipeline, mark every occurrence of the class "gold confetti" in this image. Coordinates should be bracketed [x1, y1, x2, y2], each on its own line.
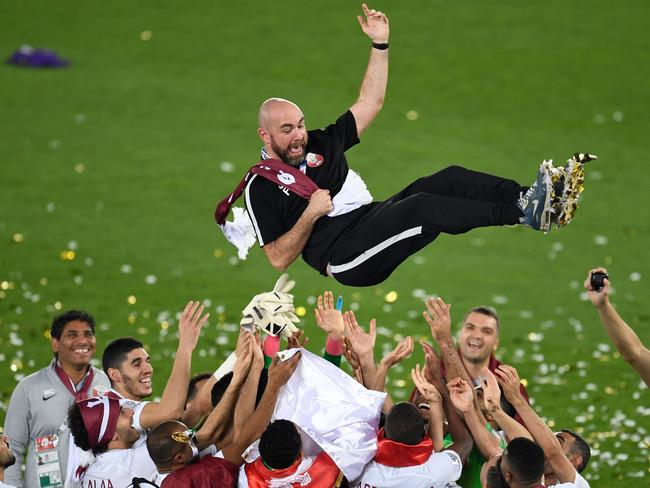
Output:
[520, 378, 529, 388]
[548, 419, 556, 428]
[75, 163, 86, 174]
[128, 313, 137, 324]
[39, 277, 48, 286]
[140, 30, 152, 41]
[213, 249, 224, 258]
[12, 233, 24, 243]
[54, 301, 62, 310]
[137, 326, 147, 335]
[59, 250, 76, 261]
[385, 291, 398, 303]
[127, 295, 137, 305]
[604, 386, 616, 395]
[406, 110, 419, 121]
[160, 321, 169, 330]
[0, 291, 6, 300]
[0, 281, 9, 290]
[43, 329, 52, 339]
[296, 306, 306, 317]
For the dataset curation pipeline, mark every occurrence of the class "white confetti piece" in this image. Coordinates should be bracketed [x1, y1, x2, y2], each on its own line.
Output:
[220, 161, 235, 173]
[594, 235, 608, 246]
[145, 274, 157, 285]
[120, 264, 133, 274]
[629, 272, 641, 282]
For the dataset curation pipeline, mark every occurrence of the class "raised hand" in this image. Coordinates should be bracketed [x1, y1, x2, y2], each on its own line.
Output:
[232, 332, 254, 386]
[357, 3, 389, 43]
[287, 329, 310, 349]
[423, 297, 452, 342]
[480, 368, 502, 414]
[494, 364, 524, 406]
[420, 339, 442, 382]
[315, 291, 344, 340]
[268, 351, 301, 389]
[411, 363, 442, 405]
[380, 336, 414, 369]
[343, 311, 376, 359]
[447, 377, 474, 414]
[178, 301, 210, 351]
[584, 267, 611, 308]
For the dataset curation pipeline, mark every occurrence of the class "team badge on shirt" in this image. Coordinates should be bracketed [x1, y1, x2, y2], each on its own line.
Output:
[93, 385, 109, 397]
[306, 153, 324, 168]
[277, 171, 296, 186]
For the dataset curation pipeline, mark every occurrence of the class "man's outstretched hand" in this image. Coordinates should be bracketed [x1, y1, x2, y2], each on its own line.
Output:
[358, 3, 389, 43]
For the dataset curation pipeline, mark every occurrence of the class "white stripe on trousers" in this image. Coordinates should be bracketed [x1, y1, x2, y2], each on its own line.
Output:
[329, 226, 423, 274]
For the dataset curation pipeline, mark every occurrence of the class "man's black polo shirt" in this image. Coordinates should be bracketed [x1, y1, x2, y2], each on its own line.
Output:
[244, 110, 369, 274]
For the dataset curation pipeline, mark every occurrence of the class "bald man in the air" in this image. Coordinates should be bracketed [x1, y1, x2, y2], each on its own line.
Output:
[226, 4, 592, 287]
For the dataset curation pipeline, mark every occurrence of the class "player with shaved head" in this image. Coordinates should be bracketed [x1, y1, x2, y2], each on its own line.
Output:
[216, 4, 594, 287]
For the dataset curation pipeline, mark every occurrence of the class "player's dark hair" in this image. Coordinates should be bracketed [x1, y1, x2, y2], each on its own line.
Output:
[102, 337, 144, 375]
[504, 437, 545, 484]
[147, 421, 188, 469]
[463, 306, 500, 331]
[51, 310, 96, 340]
[211, 369, 267, 407]
[560, 429, 591, 472]
[67, 403, 109, 456]
[486, 457, 508, 488]
[259, 420, 302, 469]
[186, 372, 212, 404]
[384, 402, 425, 445]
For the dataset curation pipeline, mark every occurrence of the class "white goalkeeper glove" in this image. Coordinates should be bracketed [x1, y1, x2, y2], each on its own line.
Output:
[240, 274, 301, 337]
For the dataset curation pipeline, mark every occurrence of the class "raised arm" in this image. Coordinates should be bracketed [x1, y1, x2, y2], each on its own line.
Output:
[349, 3, 390, 137]
[423, 298, 472, 386]
[263, 189, 332, 271]
[448, 378, 502, 460]
[495, 365, 577, 484]
[221, 352, 301, 465]
[373, 336, 414, 412]
[140, 301, 209, 428]
[411, 364, 444, 451]
[195, 335, 255, 449]
[343, 311, 378, 388]
[480, 369, 532, 442]
[585, 268, 650, 385]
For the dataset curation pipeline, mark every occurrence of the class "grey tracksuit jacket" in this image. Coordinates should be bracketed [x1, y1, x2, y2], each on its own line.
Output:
[3, 360, 109, 488]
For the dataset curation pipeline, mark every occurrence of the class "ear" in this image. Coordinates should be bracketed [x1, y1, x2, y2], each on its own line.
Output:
[493, 337, 499, 352]
[258, 127, 269, 144]
[570, 453, 582, 470]
[51, 337, 59, 355]
[172, 450, 189, 467]
[107, 367, 121, 384]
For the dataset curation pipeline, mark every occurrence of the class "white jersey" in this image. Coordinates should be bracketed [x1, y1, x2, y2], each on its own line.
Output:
[108, 390, 149, 448]
[553, 472, 590, 488]
[351, 450, 463, 488]
[0, 481, 17, 488]
[80, 444, 158, 488]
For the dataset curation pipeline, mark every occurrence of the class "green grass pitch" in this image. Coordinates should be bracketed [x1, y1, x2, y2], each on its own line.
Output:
[1, 1, 648, 485]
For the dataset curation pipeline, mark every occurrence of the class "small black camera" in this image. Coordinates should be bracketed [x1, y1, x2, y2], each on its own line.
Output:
[590, 271, 609, 292]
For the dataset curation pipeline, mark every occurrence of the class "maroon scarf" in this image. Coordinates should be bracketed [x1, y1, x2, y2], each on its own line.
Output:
[54, 362, 95, 401]
[214, 159, 319, 225]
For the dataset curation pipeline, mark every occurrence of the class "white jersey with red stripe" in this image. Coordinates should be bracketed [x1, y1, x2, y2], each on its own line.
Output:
[79, 444, 158, 488]
[351, 450, 463, 488]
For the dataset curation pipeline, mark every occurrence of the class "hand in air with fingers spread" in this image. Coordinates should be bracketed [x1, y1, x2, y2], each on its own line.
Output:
[178, 301, 210, 352]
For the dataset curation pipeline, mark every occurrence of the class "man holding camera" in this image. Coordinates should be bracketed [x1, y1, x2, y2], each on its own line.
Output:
[584, 268, 650, 386]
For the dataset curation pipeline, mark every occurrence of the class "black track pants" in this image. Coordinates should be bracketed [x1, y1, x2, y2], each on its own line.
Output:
[329, 165, 527, 287]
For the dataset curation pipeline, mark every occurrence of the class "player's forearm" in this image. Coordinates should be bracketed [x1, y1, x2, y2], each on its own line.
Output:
[440, 388, 473, 463]
[358, 48, 388, 109]
[233, 364, 263, 439]
[438, 337, 472, 385]
[196, 381, 242, 449]
[146, 347, 192, 426]
[463, 408, 501, 459]
[428, 401, 444, 452]
[491, 408, 532, 442]
[265, 209, 321, 271]
[596, 301, 646, 364]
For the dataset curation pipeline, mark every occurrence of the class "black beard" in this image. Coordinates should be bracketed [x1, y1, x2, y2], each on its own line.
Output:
[271, 141, 305, 167]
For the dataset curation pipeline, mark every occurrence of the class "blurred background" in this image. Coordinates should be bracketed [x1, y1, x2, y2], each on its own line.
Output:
[1, 1, 648, 485]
